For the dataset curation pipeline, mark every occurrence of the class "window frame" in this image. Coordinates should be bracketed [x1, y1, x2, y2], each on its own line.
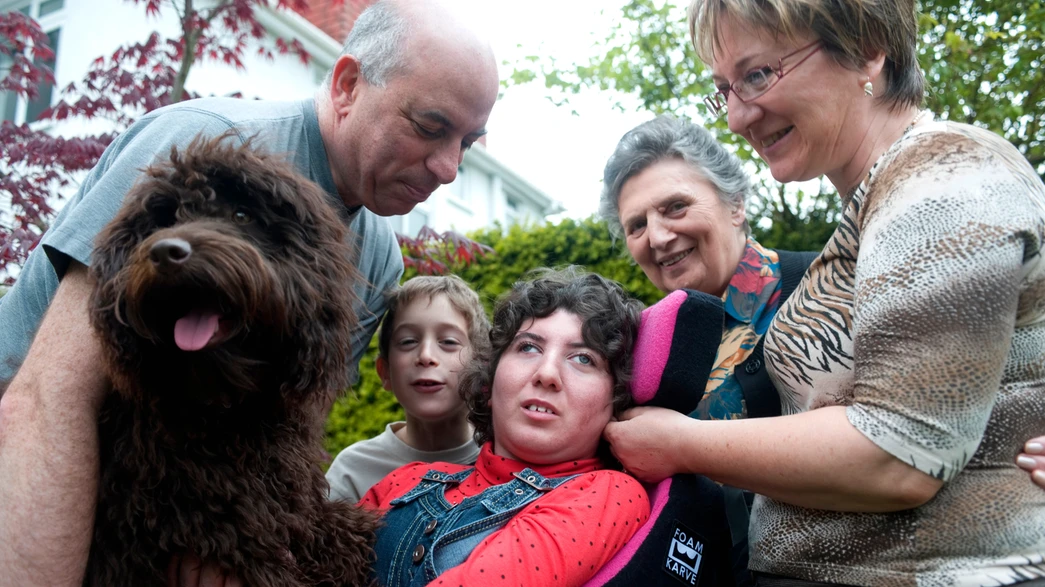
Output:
[1, 0, 65, 125]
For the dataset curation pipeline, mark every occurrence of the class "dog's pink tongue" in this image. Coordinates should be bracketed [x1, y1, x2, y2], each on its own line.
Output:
[174, 310, 221, 351]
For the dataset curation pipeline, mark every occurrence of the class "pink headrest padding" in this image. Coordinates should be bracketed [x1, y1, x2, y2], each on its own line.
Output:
[582, 477, 673, 586]
[630, 290, 686, 404]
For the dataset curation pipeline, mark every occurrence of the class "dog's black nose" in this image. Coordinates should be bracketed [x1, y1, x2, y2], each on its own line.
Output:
[149, 238, 192, 270]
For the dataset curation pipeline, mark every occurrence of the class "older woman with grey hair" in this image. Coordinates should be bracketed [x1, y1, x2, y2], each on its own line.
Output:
[600, 114, 815, 586]
[604, 0, 1045, 585]
[601, 114, 815, 424]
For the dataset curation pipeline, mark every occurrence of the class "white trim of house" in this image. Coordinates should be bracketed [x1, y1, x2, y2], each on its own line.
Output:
[463, 143, 563, 216]
[256, 2, 342, 67]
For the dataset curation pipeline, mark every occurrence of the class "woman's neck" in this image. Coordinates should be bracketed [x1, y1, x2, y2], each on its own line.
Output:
[829, 106, 923, 198]
[712, 229, 750, 298]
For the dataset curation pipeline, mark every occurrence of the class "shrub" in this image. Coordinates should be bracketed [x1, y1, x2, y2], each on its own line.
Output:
[323, 216, 663, 459]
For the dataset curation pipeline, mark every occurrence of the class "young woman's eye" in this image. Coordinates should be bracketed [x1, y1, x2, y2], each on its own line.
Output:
[517, 342, 539, 354]
[571, 353, 595, 366]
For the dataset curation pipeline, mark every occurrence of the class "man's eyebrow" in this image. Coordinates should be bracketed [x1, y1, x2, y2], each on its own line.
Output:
[416, 109, 488, 138]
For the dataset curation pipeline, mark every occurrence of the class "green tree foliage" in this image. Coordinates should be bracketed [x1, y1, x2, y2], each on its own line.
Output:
[509, 0, 1045, 253]
[920, 0, 1045, 175]
[324, 217, 661, 458]
[453, 217, 663, 309]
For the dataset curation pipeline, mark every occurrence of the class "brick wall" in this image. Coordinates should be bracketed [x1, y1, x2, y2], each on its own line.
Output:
[294, 0, 376, 43]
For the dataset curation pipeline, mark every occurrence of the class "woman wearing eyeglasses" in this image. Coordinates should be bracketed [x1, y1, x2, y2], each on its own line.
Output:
[603, 1, 1045, 585]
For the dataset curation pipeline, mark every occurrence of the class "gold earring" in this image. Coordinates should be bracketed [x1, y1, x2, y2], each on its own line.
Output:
[864, 80, 874, 96]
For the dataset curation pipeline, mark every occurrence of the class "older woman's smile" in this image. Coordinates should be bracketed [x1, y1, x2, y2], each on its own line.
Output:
[658, 248, 694, 267]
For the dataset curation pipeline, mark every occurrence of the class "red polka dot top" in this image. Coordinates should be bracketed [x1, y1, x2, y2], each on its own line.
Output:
[361, 442, 650, 587]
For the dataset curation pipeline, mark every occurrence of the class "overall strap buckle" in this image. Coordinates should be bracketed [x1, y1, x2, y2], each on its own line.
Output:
[512, 471, 555, 492]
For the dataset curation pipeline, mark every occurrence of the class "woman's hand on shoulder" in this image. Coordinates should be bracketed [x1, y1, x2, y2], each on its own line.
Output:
[1017, 436, 1045, 489]
[603, 406, 693, 483]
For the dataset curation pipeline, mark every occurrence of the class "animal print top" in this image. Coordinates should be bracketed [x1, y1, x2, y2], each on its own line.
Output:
[751, 115, 1045, 586]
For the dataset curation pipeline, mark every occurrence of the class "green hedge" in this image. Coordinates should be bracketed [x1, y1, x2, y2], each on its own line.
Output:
[323, 216, 664, 460]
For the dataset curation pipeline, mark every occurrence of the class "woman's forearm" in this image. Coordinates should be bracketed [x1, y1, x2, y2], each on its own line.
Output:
[606, 405, 943, 512]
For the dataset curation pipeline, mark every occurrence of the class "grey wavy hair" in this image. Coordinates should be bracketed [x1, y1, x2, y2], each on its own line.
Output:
[599, 115, 752, 240]
[322, 0, 408, 89]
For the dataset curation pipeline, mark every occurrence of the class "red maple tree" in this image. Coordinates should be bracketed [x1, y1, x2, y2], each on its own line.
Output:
[0, 0, 488, 285]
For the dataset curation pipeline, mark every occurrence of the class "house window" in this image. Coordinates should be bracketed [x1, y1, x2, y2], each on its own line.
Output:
[1, 0, 63, 124]
[506, 196, 520, 225]
[400, 207, 429, 237]
[450, 165, 472, 203]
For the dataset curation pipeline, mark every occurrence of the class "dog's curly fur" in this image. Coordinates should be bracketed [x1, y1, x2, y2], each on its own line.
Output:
[85, 134, 378, 586]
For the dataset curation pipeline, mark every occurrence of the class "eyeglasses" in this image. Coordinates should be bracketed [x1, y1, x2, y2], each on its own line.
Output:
[704, 41, 823, 116]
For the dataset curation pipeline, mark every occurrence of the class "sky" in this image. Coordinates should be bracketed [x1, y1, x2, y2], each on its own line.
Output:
[454, 0, 663, 221]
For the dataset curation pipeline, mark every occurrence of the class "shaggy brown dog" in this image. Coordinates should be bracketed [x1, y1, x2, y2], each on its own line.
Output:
[85, 134, 378, 586]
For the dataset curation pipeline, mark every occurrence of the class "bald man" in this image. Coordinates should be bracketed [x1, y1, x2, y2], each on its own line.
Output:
[0, 2, 498, 585]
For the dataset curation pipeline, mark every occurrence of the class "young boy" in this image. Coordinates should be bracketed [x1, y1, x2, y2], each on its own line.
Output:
[326, 275, 490, 503]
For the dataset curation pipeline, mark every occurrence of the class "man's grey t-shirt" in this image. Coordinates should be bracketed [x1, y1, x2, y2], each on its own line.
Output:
[0, 97, 403, 382]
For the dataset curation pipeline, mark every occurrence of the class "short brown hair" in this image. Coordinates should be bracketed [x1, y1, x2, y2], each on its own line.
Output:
[377, 275, 490, 359]
[688, 0, 924, 110]
[459, 267, 643, 457]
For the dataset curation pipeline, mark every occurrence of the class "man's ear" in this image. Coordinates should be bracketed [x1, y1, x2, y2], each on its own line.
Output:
[329, 54, 364, 115]
[376, 356, 393, 391]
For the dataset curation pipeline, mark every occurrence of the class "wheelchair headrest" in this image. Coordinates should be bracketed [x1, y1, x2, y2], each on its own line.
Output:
[630, 289, 725, 414]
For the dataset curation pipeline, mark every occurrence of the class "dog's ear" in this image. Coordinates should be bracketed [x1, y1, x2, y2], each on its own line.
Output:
[90, 188, 157, 291]
[279, 259, 357, 404]
[88, 182, 171, 393]
[275, 180, 360, 404]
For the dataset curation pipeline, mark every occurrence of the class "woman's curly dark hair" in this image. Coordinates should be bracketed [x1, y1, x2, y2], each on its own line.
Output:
[460, 266, 644, 459]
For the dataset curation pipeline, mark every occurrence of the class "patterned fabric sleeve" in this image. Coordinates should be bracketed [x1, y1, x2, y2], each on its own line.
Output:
[432, 471, 649, 587]
[846, 127, 1045, 482]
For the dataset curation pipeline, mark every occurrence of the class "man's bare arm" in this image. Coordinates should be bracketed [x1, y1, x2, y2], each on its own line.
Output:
[0, 262, 108, 587]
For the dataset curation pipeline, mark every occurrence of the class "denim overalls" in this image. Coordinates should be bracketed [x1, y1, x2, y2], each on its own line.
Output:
[371, 466, 578, 587]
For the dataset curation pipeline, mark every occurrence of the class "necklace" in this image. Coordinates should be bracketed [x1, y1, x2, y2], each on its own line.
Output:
[847, 109, 929, 199]
[904, 109, 928, 135]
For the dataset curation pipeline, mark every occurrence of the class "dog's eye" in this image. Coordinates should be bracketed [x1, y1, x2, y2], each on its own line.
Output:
[232, 210, 252, 225]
